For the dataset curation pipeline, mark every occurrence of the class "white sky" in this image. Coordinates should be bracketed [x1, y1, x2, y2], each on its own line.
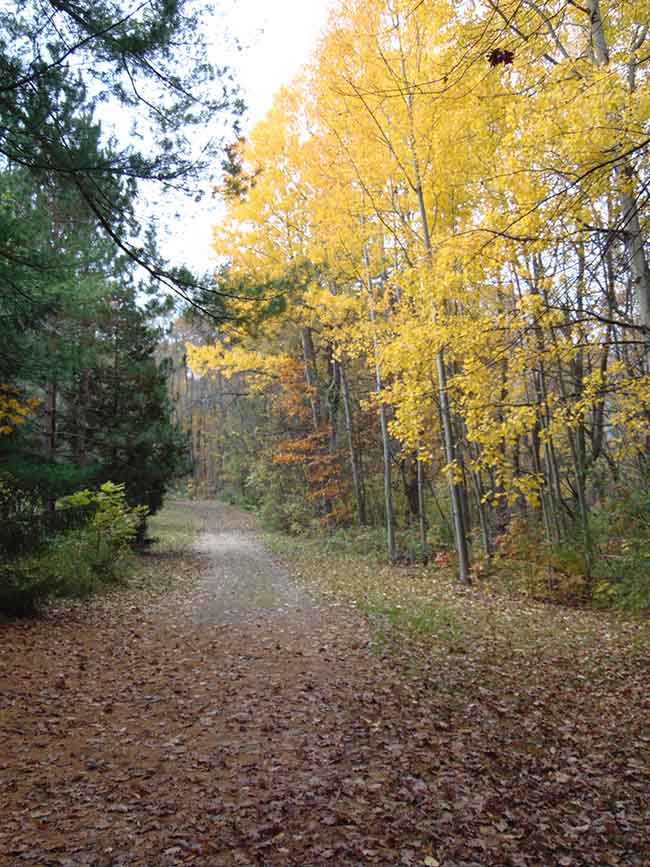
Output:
[160, 0, 333, 275]
[226, 0, 332, 124]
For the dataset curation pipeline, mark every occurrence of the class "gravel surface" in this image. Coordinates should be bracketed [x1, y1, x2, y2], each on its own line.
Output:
[176, 500, 321, 627]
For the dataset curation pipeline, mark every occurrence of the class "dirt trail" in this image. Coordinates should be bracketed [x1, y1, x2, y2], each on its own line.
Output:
[0, 501, 414, 867]
[183, 500, 319, 627]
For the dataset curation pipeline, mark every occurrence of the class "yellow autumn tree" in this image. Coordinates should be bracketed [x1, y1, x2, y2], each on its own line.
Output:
[191, 0, 650, 583]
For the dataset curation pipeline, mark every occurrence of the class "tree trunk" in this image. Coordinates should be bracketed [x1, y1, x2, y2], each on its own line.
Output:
[340, 362, 367, 526]
[618, 173, 650, 333]
[436, 350, 470, 582]
[531, 257, 566, 540]
[469, 442, 492, 558]
[586, 0, 610, 66]
[400, 456, 420, 521]
[365, 247, 396, 564]
[74, 369, 91, 468]
[300, 327, 322, 432]
[378, 394, 396, 563]
[42, 381, 57, 514]
[412, 174, 470, 580]
[326, 347, 341, 454]
[587, 0, 650, 333]
[416, 453, 428, 559]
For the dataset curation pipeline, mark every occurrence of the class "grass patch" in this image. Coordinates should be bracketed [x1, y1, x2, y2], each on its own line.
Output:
[266, 530, 650, 676]
[147, 501, 200, 553]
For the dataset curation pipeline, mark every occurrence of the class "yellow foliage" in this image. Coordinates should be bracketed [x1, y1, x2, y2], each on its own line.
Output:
[186, 343, 291, 393]
[0, 385, 39, 435]
[200, 0, 650, 514]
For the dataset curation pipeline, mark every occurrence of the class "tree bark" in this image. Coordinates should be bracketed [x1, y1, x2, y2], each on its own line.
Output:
[416, 453, 428, 558]
[42, 381, 57, 514]
[586, 0, 650, 334]
[74, 369, 91, 468]
[300, 327, 322, 432]
[326, 347, 341, 454]
[409, 149, 470, 580]
[618, 173, 650, 333]
[469, 441, 492, 558]
[340, 362, 367, 526]
[365, 246, 397, 564]
[586, 0, 610, 66]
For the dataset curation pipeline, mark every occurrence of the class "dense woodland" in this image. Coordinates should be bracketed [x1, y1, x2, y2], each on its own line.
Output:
[176, 0, 650, 610]
[2, 0, 650, 616]
[0, 0, 240, 613]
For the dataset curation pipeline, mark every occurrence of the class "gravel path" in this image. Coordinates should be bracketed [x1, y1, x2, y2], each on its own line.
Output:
[182, 500, 319, 627]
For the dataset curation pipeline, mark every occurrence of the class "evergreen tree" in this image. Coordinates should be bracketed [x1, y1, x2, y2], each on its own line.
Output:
[0, 0, 243, 302]
[83, 285, 191, 521]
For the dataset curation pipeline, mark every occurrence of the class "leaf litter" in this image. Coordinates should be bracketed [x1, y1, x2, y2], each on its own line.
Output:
[1, 501, 649, 866]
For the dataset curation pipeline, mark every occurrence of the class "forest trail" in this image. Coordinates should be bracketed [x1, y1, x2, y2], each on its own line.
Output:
[184, 500, 320, 627]
[0, 500, 424, 867]
[1, 500, 649, 867]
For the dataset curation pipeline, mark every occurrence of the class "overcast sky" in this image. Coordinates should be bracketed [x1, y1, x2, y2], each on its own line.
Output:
[226, 0, 332, 123]
[160, 0, 333, 274]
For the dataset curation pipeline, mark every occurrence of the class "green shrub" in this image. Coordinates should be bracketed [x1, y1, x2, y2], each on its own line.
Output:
[0, 561, 53, 616]
[217, 484, 259, 512]
[321, 525, 387, 557]
[616, 545, 650, 613]
[258, 493, 313, 533]
[396, 526, 431, 563]
[591, 488, 650, 614]
[1, 482, 147, 615]
[59, 481, 148, 549]
[46, 527, 128, 596]
[1, 525, 133, 612]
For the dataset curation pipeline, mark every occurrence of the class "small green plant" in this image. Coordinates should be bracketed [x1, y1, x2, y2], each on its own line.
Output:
[0, 561, 52, 616]
[34, 529, 98, 597]
[60, 481, 148, 551]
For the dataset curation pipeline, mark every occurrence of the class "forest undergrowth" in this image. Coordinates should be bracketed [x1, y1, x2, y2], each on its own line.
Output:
[267, 528, 650, 677]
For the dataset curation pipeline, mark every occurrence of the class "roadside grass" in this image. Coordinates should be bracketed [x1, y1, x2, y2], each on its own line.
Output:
[266, 531, 650, 680]
[90, 502, 203, 606]
[147, 500, 200, 553]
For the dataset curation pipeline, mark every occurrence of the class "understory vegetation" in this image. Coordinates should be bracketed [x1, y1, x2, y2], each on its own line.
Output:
[267, 526, 650, 681]
[0, 483, 148, 615]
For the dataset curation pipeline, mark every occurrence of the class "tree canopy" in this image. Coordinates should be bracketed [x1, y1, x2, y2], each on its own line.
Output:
[0, 0, 244, 302]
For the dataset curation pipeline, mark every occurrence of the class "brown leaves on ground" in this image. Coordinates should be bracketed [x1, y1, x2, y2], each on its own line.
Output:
[1, 502, 649, 867]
